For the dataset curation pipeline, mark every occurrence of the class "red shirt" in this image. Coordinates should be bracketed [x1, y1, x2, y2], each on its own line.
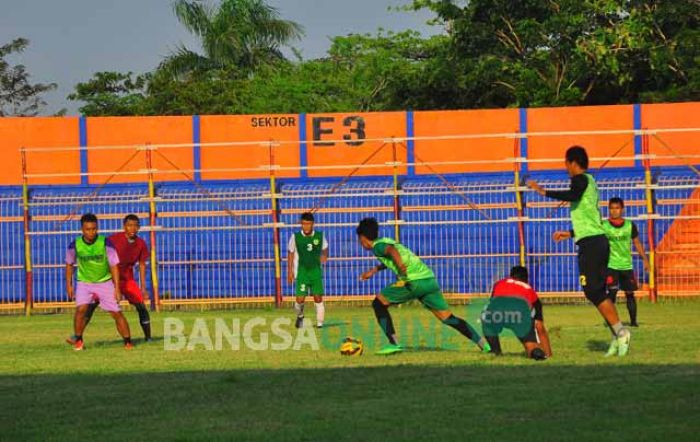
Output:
[491, 278, 539, 308]
[108, 233, 149, 282]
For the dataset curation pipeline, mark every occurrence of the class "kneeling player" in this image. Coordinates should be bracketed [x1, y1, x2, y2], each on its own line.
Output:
[482, 266, 552, 360]
[356, 218, 489, 355]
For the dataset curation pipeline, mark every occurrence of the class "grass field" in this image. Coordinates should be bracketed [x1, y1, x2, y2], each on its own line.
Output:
[1, 301, 699, 441]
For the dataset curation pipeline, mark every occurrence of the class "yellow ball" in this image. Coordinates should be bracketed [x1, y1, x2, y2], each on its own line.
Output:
[339, 337, 363, 356]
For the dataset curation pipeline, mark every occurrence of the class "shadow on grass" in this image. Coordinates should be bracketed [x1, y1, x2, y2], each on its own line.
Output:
[586, 339, 610, 352]
[1, 364, 697, 441]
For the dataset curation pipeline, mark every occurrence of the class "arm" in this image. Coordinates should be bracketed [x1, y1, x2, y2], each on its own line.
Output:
[287, 251, 295, 284]
[385, 245, 407, 276]
[106, 240, 121, 301]
[139, 260, 149, 297]
[111, 265, 121, 301]
[535, 320, 552, 358]
[287, 236, 296, 284]
[65, 243, 76, 300]
[360, 264, 387, 281]
[633, 237, 650, 273]
[528, 175, 587, 202]
[65, 264, 74, 300]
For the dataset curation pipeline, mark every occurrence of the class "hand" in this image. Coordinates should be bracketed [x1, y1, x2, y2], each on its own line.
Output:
[643, 261, 650, 273]
[360, 269, 375, 281]
[526, 180, 545, 196]
[114, 288, 122, 302]
[142, 288, 150, 301]
[287, 273, 295, 285]
[552, 231, 571, 242]
[320, 255, 328, 265]
[67, 286, 75, 301]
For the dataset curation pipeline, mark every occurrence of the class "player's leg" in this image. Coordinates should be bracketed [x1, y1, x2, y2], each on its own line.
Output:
[621, 271, 639, 326]
[579, 236, 630, 356]
[94, 281, 133, 348]
[312, 278, 325, 328]
[67, 300, 98, 345]
[294, 280, 307, 328]
[606, 269, 620, 304]
[418, 279, 488, 351]
[480, 299, 502, 355]
[373, 282, 412, 353]
[70, 282, 95, 350]
[122, 280, 151, 340]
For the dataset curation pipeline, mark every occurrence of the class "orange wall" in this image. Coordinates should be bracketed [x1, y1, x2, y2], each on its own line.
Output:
[414, 109, 519, 174]
[86, 116, 192, 184]
[200, 115, 299, 180]
[642, 102, 700, 167]
[0, 117, 80, 185]
[305, 112, 407, 177]
[527, 104, 635, 171]
[1, 102, 698, 186]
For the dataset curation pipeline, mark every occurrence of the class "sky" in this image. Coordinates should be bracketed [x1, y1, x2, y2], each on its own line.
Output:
[0, 0, 439, 115]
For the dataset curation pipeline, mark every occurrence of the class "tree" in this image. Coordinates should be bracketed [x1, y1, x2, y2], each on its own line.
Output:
[160, 0, 303, 79]
[0, 38, 57, 116]
[68, 71, 150, 116]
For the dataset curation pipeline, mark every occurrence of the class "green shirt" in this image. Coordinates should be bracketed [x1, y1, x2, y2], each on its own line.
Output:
[571, 174, 605, 240]
[290, 231, 327, 280]
[68, 236, 116, 283]
[603, 219, 638, 271]
[372, 238, 435, 282]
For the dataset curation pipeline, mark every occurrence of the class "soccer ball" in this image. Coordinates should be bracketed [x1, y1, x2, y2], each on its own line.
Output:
[339, 337, 363, 356]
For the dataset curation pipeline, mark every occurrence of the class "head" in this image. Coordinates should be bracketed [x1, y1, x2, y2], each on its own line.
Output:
[123, 214, 140, 240]
[80, 213, 98, 242]
[509, 265, 529, 284]
[356, 217, 379, 250]
[608, 197, 624, 220]
[300, 212, 314, 235]
[564, 145, 589, 177]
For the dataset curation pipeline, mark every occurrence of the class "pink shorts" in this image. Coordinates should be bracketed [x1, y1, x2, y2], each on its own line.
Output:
[75, 281, 121, 312]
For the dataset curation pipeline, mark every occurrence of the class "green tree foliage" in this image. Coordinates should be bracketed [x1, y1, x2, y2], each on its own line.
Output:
[70, 0, 699, 115]
[0, 38, 57, 116]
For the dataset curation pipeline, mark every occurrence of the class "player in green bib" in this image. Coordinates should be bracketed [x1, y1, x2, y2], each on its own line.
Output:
[287, 212, 328, 328]
[602, 197, 649, 327]
[356, 217, 489, 355]
[527, 146, 632, 357]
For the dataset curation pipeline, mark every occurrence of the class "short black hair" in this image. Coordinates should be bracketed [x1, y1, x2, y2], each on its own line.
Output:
[80, 213, 98, 225]
[123, 214, 140, 224]
[565, 145, 589, 170]
[356, 217, 379, 240]
[608, 197, 624, 208]
[300, 212, 314, 222]
[510, 265, 529, 283]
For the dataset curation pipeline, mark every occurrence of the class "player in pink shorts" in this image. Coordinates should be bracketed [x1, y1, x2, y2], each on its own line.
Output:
[70, 214, 153, 341]
[65, 213, 133, 350]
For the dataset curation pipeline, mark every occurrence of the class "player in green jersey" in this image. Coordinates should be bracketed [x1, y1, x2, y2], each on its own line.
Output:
[356, 217, 489, 355]
[527, 146, 632, 356]
[602, 197, 649, 326]
[287, 212, 328, 328]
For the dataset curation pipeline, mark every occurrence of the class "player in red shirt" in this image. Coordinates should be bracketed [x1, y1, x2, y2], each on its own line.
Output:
[482, 266, 552, 360]
[68, 214, 152, 342]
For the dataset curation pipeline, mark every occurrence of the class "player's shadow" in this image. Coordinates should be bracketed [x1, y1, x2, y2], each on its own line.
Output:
[586, 339, 610, 352]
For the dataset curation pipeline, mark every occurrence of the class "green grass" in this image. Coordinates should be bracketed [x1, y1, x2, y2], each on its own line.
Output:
[1, 301, 699, 441]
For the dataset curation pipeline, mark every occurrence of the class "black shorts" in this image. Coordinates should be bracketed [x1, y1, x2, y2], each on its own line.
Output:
[577, 234, 610, 306]
[607, 269, 638, 292]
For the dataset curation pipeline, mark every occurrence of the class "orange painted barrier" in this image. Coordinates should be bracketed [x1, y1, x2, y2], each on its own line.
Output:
[413, 109, 519, 174]
[642, 102, 700, 167]
[1, 102, 698, 187]
[200, 114, 299, 180]
[0, 117, 80, 185]
[527, 104, 635, 170]
[304, 112, 407, 177]
[86, 116, 192, 184]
